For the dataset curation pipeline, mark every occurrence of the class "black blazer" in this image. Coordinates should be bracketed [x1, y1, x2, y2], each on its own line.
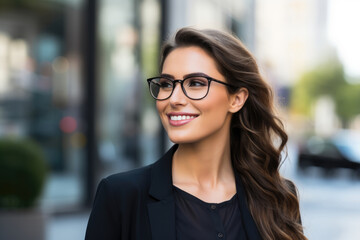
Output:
[85, 145, 262, 240]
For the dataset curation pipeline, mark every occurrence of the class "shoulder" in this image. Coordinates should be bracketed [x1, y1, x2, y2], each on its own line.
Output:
[100, 164, 153, 195]
[86, 165, 157, 240]
[103, 144, 177, 189]
[90, 164, 156, 215]
[94, 144, 177, 203]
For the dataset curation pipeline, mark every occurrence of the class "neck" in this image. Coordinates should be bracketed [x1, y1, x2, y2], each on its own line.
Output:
[172, 135, 234, 189]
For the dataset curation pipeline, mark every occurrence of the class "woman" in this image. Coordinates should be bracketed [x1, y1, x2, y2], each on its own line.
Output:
[85, 27, 307, 240]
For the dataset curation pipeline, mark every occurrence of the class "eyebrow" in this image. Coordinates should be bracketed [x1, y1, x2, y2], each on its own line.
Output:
[160, 72, 210, 79]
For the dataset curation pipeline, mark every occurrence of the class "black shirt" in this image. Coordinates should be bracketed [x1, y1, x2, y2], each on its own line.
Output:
[174, 186, 247, 240]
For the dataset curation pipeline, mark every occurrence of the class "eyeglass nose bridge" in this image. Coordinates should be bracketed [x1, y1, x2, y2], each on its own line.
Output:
[170, 79, 187, 98]
[172, 79, 184, 85]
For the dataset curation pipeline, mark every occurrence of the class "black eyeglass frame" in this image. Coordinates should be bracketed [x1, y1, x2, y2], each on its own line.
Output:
[146, 74, 236, 101]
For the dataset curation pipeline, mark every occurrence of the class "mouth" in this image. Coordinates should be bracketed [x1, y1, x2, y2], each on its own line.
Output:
[167, 113, 199, 126]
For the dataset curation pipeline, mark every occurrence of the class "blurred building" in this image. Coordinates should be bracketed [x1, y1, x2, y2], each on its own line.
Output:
[163, 0, 255, 50]
[0, 0, 85, 212]
[255, 0, 329, 88]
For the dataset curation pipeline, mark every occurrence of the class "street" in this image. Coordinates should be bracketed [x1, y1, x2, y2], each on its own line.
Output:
[295, 169, 360, 240]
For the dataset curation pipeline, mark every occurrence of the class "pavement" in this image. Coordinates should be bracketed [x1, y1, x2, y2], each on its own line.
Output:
[47, 212, 90, 240]
[296, 169, 360, 240]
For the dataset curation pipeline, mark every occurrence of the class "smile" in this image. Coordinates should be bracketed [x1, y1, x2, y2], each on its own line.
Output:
[167, 113, 198, 126]
[170, 115, 196, 121]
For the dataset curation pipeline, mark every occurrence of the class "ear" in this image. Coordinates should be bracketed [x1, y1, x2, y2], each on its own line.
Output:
[228, 88, 249, 113]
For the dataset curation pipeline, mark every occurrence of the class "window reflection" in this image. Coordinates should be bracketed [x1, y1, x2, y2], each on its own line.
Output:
[0, 0, 162, 213]
[0, 1, 85, 211]
[97, 0, 161, 177]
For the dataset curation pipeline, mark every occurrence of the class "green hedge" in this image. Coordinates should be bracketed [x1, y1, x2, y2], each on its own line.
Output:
[0, 138, 47, 208]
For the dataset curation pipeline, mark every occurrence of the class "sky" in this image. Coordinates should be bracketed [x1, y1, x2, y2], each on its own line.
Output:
[327, 0, 360, 79]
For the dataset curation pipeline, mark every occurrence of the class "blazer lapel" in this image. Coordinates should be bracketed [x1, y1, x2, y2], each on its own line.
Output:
[235, 173, 262, 240]
[147, 198, 176, 240]
[147, 145, 178, 240]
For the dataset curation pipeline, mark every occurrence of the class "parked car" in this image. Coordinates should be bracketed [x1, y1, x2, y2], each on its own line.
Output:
[297, 130, 360, 175]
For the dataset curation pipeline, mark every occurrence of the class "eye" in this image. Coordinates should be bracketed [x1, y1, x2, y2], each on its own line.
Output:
[158, 78, 173, 89]
[186, 77, 208, 87]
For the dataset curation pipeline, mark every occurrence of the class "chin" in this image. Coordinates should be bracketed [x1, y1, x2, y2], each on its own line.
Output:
[168, 137, 191, 144]
[167, 134, 201, 145]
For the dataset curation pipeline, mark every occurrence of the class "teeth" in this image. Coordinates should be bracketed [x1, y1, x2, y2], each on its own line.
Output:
[170, 115, 196, 121]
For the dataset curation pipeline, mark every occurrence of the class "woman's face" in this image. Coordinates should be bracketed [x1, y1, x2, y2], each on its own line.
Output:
[156, 46, 239, 144]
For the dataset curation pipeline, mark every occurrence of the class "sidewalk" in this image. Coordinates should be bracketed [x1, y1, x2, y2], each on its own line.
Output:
[47, 212, 90, 240]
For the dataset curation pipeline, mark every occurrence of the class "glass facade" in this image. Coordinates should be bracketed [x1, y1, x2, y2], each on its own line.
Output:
[96, 0, 162, 179]
[0, 1, 86, 211]
[0, 0, 162, 212]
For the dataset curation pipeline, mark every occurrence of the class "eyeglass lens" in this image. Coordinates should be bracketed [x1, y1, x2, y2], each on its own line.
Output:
[149, 76, 209, 100]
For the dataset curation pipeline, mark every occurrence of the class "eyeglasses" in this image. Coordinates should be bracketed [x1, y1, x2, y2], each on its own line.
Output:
[147, 73, 234, 100]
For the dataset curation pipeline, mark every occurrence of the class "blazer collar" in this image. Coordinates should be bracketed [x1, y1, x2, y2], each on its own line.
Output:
[147, 144, 178, 240]
[149, 144, 178, 200]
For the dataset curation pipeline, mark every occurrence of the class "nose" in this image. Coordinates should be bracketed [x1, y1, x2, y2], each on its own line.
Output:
[169, 82, 187, 105]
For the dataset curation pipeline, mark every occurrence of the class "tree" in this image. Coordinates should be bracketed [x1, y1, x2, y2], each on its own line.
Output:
[291, 58, 360, 126]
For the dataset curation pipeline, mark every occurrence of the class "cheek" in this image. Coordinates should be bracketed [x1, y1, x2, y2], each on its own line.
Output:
[156, 101, 167, 119]
[202, 94, 230, 116]
[201, 97, 232, 126]
[202, 105, 229, 124]
[156, 101, 163, 112]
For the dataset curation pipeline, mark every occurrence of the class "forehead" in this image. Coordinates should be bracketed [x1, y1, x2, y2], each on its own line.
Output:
[162, 46, 223, 79]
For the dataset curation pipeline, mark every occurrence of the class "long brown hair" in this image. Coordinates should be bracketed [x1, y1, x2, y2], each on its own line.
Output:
[160, 27, 307, 240]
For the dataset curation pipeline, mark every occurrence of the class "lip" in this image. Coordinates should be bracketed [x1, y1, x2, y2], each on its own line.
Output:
[166, 112, 199, 126]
